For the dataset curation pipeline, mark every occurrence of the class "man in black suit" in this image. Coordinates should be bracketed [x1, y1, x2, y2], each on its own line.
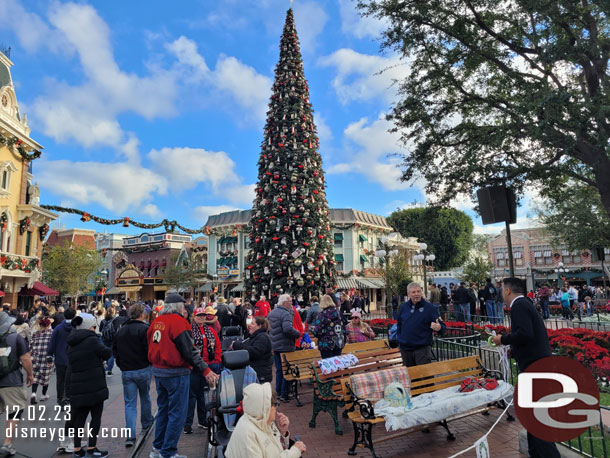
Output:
[491, 277, 559, 458]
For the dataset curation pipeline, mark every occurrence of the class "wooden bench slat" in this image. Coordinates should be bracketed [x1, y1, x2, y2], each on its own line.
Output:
[410, 368, 483, 390]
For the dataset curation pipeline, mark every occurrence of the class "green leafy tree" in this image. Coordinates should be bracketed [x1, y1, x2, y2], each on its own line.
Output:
[461, 255, 493, 286]
[388, 207, 473, 270]
[538, 182, 610, 250]
[161, 252, 201, 291]
[382, 249, 413, 313]
[472, 234, 492, 254]
[358, 0, 610, 216]
[245, 9, 335, 298]
[42, 241, 102, 303]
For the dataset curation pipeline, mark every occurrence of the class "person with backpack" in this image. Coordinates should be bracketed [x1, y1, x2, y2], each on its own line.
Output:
[99, 307, 117, 377]
[482, 278, 497, 323]
[313, 295, 345, 359]
[0, 311, 33, 457]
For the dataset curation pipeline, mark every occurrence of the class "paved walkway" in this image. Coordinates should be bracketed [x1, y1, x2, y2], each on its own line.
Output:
[127, 384, 525, 458]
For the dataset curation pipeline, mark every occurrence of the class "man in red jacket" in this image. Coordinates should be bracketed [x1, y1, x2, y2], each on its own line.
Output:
[254, 295, 271, 317]
[147, 294, 218, 458]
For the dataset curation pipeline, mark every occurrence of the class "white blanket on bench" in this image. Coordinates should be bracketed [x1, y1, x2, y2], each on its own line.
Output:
[374, 381, 513, 432]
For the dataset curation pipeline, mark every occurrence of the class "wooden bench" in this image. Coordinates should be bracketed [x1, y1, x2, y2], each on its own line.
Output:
[309, 346, 402, 435]
[340, 355, 513, 458]
[342, 339, 389, 356]
[281, 348, 321, 407]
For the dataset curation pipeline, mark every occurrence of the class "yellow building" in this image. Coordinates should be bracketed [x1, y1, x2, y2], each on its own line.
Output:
[0, 49, 57, 307]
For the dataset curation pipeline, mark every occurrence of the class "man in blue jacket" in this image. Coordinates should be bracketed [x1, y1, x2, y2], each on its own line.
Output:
[394, 282, 446, 367]
[47, 307, 75, 406]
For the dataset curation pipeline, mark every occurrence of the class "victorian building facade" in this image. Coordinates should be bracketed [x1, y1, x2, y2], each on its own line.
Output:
[202, 208, 423, 310]
[0, 50, 57, 307]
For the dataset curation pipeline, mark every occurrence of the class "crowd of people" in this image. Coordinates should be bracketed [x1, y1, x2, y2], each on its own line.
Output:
[0, 275, 592, 457]
[407, 279, 609, 325]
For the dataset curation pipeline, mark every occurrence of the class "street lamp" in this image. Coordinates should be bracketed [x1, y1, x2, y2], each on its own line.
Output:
[554, 262, 568, 288]
[414, 247, 435, 297]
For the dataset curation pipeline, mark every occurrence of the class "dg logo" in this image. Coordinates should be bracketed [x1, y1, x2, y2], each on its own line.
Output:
[152, 330, 162, 344]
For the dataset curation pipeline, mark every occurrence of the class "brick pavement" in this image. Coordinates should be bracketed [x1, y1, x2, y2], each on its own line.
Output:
[129, 384, 525, 458]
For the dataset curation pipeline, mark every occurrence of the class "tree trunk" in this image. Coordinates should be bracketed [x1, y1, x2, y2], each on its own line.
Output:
[595, 163, 610, 217]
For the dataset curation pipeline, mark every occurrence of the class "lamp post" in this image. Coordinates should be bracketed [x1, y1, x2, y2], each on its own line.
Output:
[414, 243, 435, 297]
[555, 262, 567, 288]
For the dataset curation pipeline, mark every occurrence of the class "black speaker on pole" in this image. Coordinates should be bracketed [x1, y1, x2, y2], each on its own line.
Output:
[476, 186, 517, 225]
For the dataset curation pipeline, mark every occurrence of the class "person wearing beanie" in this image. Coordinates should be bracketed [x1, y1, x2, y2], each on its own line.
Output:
[66, 313, 113, 458]
[30, 316, 54, 405]
[148, 294, 219, 458]
[225, 382, 306, 458]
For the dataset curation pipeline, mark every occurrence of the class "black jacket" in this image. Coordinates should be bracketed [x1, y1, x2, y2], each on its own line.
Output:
[231, 306, 248, 334]
[232, 328, 273, 383]
[453, 286, 471, 304]
[113, 319, 150, 371]
[67, 329, 112, 407]
[216, 304, 233, 328]
[501, 297, 551, 371]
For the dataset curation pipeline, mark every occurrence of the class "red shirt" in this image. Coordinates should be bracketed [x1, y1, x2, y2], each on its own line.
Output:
[147, 313, 193, 370]
[193, 323, 222, 365]
[254, 300, 271, 317]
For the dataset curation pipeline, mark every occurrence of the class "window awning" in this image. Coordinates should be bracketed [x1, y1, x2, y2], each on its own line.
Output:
[356, 278, 382, 289]
[359, 254, 368, 263]
[334, 233, 343, 241]
[196, 283, 214, 292]
[335, 254, 344, 262]
[19, 282, 59, 297]
[336, 277, 359, 289]
[0, 291, 5, 297]
[359, 234, 367, 242]
[160, 259, 167, 267]
[145, 260, 152, 268]
[230, 282, 245, 292]
[218, 236, 226, 244]
[226, 236, 238, 244]
[152, 260, 159, 268]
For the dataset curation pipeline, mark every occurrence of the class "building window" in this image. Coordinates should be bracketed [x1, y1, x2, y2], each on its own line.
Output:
[544, 256, 553, 265]
[336, 262, 344, 272]
[497, 259, 505, 267]
[334, 233, 343, 248]
[572, 255, 581, 264]
[244, 237, 250, 249]
[562, 256, 571, 264]
[25, 231, 31, 256]
[515, 258, 523, 266]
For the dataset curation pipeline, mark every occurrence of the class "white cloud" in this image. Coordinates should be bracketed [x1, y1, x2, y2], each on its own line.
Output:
[29, 2, 177, 150]
[382, 200, 425, 215]
[36, 160, 167, 214]
[328, 114, 411, 191]
[166, 36, 272, 122]
[473, 217, 542, 235]
[292, 1, 328, 52]
[193, 205, 242, 224]
[148, 147, 255, 205]
[0, 0, 67, 53]
[318, 49, 409, 103]
[338, 0, 388, 39]
[314, 113, 332, 143]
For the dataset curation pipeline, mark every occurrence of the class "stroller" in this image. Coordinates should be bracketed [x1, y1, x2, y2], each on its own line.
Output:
[205, 349, 256, 458]
[221, 326, 243, 352]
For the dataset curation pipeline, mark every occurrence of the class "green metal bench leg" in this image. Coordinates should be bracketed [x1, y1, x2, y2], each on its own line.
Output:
[329, 404, 343, 435]
[309, 397, 320, 428]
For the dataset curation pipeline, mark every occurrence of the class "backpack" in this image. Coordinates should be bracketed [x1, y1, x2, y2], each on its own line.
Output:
[101, 317, 117, 342]
[0, 331, 21, 379]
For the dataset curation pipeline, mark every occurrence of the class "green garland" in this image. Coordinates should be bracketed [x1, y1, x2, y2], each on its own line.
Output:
[0, 255, 39, 273]
[41, 205, 208, 234]
[0, 136, 42, 161]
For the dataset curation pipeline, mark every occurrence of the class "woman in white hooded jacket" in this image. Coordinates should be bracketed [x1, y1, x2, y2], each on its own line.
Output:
[225, 382, 306, 458]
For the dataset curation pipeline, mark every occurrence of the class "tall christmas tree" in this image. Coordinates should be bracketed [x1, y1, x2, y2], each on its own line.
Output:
[245, 9, 335, 300]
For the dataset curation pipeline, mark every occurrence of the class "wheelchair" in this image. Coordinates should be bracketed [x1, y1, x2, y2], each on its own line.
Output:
[205, 349, 251, 458]
[220, 325, 243, 352]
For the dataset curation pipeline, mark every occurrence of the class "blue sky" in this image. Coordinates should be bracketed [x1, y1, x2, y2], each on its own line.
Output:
[0, 0, 537, 236]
